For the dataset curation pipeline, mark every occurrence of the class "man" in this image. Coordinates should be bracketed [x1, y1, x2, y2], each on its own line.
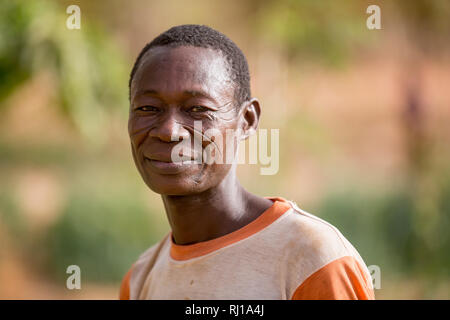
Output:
[120, 24, 374, 300]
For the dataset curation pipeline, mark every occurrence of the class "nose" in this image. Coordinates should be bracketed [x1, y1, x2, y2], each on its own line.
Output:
[148, 109, 190, 143]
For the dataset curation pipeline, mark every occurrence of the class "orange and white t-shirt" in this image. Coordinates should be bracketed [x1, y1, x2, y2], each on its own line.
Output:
[119, 197, 375, 300]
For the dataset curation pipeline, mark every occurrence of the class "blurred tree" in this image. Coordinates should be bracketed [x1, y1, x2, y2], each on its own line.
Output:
[250, 0, 373, 65]
[391, 0, 450, 278]
[0, 0, 129, 143]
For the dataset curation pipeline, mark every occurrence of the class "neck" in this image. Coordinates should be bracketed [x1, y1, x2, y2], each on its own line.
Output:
[161, 170, 271, 245]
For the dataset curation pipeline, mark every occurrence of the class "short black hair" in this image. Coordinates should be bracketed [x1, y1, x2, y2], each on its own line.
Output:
[128, 24, 251, 107]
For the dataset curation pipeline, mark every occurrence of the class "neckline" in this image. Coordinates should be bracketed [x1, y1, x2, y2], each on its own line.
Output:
[169, 197, 292, 261]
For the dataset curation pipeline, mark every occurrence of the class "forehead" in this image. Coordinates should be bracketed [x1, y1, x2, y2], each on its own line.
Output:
[131, 46, 234, 102]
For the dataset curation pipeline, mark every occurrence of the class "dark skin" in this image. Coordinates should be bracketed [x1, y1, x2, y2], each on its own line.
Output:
[129, 45, 273, 245]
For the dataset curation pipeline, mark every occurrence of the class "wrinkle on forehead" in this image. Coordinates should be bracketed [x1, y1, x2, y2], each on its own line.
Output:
[131, 46, 235, 103]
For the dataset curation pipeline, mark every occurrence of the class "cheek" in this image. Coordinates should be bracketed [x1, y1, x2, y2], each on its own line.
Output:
[128, 115, 154, 148]
[201, 125, 242, 163]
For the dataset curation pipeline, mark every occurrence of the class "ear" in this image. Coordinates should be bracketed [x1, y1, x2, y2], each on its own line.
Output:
[239, 98, 261, 140]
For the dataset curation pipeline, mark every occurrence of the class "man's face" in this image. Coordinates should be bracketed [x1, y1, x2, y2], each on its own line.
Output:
[129, 45, 242, 195]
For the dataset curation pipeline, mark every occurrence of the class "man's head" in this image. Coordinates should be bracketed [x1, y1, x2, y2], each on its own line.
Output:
[128, 24, 261, 195]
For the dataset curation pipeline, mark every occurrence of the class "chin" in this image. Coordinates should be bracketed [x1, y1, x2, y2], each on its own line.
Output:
[143, 174, 207, 196]
[137, 162, 232, 196]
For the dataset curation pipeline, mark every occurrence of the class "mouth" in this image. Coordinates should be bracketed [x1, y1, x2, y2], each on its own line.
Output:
[144, 156, 200, 174]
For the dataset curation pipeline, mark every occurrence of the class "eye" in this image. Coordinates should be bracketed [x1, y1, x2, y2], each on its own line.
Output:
[189, 105, 209, 113]
[136, 105, 159, 112]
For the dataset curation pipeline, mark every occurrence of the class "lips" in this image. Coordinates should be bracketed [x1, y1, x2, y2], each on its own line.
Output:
[145, 153, 199, 163]
[143, 150, 201, 174]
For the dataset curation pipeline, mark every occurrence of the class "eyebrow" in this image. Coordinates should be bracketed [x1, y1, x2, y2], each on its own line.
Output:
[134, 89, 158, 97]
[134, 89, 218, 104]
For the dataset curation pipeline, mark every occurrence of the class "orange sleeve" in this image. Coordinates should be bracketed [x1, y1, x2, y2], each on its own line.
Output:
[291, 256, 375, 300]
[119, 267, 133, 300]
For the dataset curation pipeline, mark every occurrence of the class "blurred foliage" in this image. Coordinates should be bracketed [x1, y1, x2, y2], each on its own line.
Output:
[392, 0, 450, 53]
[0, 0, 129, 142]
[44, 190, 159, 282]
[252, 0, 374, 65]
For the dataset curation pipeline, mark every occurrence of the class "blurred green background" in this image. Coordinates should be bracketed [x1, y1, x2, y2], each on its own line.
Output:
[0, 0, 449, 299]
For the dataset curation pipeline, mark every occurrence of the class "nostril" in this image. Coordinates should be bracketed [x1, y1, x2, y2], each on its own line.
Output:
[150, 128, 188, 143]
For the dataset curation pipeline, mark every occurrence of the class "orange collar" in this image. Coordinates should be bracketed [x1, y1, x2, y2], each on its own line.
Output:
[170, 197, 292, 261]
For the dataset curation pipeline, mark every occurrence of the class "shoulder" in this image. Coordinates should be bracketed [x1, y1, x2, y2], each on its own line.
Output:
[276, 200, 374, 299]
[118, 233, 171, 300]
[119, 267, 132, 300]
[280, 200, 358, 260]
